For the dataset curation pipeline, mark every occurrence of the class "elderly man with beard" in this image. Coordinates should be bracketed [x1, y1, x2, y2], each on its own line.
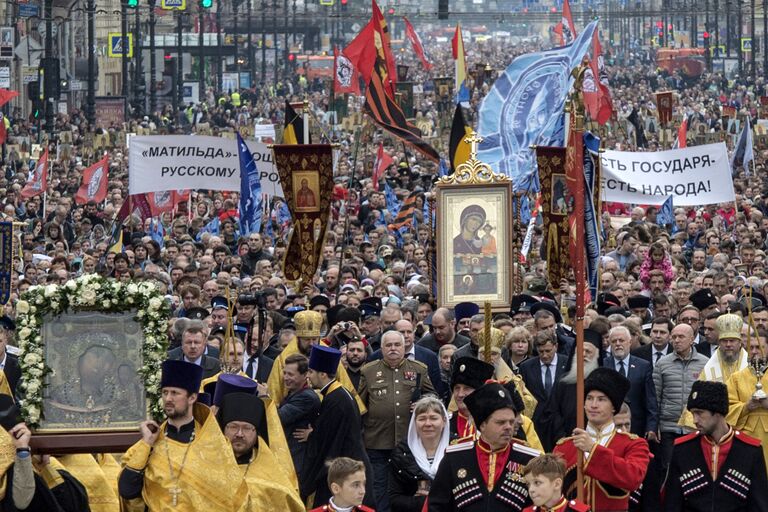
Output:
[538, 329, 603, 451]
[703, 312, 749, 382]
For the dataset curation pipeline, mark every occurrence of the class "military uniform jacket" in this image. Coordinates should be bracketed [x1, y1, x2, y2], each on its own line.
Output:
[664, 430, 768, 512]
[358, 358, 434, 450]
[523, 498, 591, 512]
[554, 430, 650, 512]
[427, 439, 540, 511]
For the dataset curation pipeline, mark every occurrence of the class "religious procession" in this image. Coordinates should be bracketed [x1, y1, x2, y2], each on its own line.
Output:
[0, 0, 766, 509]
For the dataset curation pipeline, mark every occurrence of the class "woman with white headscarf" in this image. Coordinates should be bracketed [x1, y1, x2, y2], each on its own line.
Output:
[388, 395, 450, 512]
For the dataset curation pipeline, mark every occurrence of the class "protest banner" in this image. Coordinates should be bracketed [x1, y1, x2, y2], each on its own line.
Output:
[128, 135, 283, 197]
[600, 142, 735, 206]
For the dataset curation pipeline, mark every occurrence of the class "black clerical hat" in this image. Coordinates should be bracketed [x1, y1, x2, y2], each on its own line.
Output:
[217, 392, 269, 445]
[160, 360, 203, 394]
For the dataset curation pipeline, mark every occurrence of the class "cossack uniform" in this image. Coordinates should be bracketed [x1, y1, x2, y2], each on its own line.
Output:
[554, 430, 649, 511]
[523, 497, 592, 512]
[665, 380, 768, 512]
[428, 438, 540, 511]
[428, 382, 541, 511]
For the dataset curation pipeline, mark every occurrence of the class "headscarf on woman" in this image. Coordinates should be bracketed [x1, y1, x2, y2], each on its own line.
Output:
[406, 397, 450, 480]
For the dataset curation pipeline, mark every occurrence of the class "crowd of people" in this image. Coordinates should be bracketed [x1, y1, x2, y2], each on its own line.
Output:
[0, 25, 766, 512]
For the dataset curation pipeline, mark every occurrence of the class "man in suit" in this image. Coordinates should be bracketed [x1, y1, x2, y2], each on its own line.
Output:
[0, 317, 20, 397]
[167, 318, 221, 360]
[632, 317, 674, 367]
[416, 308, 470, 353]
[172, 321, 221, 379]
[278, 352, 320, 477]
[603, 325, 659, 439]
[519, 331, 568, 443]
[368, 319, 444, 397]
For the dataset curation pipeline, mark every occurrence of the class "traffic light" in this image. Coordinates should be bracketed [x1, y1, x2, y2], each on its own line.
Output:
[387, 6, 394, 14]
[200, 0, 213, 7]
[341, 0, 347, 11]
[438, 0, 448, 19]
[127, 0, 138, 7]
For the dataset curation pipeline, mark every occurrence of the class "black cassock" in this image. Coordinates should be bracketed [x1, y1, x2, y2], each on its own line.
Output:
[539, 381, 578, 452]
[2, 465, 90, 512]
[299, 382, 374, 507]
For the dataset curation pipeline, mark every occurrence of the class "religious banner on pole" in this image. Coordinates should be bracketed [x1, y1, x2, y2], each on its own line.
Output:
[537, 146, 570, 287]
[273, 144, 335, 285]
[655, 91, 673, 125]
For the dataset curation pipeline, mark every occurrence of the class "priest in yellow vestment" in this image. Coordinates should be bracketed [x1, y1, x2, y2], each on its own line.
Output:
[217, 392, 304, 511]
[119, 360, 248, 511]
[726, 332, 768, 465]
[267, 310, 366, 413]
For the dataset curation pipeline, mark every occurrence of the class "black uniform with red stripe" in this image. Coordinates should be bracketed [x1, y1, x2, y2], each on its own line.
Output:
[523, 498, 591, 512]
[664, 429, 768, 512]
[428, 439, 539, 511]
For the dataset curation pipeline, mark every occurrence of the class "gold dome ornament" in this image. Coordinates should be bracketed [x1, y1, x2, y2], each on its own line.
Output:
[716, 311, 743, 340]
[435, 131, 511, 186]
[294, 310, 323, 338]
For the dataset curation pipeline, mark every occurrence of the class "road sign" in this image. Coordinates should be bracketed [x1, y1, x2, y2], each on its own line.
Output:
[742, 37, 752, 52]
[161, 0, 186, 9]
[18, 3, 39, 17]
[14, 36, 43, 67]
[0, 28, 12, 59]
[69, 80, 84, 91]
[108, 33, 133, 58]
[0, 67, 9, 88]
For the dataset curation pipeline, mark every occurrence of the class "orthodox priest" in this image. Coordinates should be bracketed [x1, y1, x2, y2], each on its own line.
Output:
[217, 392, 304, 511]
[267, 310, 366, 413]
[300, 344, 374, 507]
[118, 360, 248, 510]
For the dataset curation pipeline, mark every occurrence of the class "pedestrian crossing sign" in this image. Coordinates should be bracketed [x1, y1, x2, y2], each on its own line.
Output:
[108, 33, 133, 58]
[161, 0, 186, 9]
[742, 38, 752, 52]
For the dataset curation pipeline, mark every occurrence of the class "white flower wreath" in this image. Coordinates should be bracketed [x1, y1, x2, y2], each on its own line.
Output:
[15, 274, 169, 427]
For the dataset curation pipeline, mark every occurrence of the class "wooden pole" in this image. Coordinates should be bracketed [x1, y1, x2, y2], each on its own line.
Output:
[569, 61, 589, 505]
[483, 301, 492, 364]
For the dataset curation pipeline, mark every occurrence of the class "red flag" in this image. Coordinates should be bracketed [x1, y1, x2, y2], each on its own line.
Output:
[403, 17, 432, 71]
[333, 46, 361, 95]
[75, 156, 110, 205]
[566, 114, 588, 314]
[0, 89, 19, 108]
[372, 143, 394, 191]
[584, 31, 613, 125]
[553, 0, 576, 45]
[676, 117, 688, 148]
[342, 21, 377, 88]
[371, 0, 397, 98]
[20, 148, 48, 199]
[147, 190, 178, 217]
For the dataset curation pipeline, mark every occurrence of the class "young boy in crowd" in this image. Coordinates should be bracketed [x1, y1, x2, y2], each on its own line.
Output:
[522, 454, 590, 512]
[310, 457, 373, 512]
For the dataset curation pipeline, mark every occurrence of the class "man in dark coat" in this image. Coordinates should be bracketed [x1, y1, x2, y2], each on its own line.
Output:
[277, 353, 320, 477]
[428, 381, 540, 511]
[300, 345, 374, 507]
[665, 380, 768, 511]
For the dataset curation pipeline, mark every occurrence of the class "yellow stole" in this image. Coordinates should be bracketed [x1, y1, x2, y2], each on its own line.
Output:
[95, 454, 121, 501]
[266, 338, 367, 414]
[122, 403, 249, 511]
[196, 372, 299, 492]
[57, 454, 119, 512]
[240, 443, 304, 512]
[0, 429, 16, 500]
